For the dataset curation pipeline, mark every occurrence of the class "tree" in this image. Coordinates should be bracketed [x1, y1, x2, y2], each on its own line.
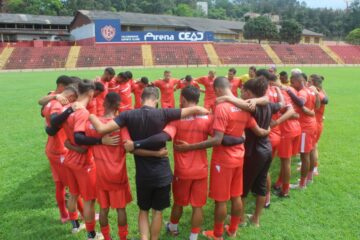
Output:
[280, 19, 303, 44]
[5, 0, 64, 15]
[243, 16, 278, 43]
[173, 3, 194, 16]
[345, 28, 360, 45]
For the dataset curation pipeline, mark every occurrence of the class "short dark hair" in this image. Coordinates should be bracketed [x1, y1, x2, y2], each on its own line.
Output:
[214, 77, 230, 89]
[117, 72, 126, 78]
[268, 73, 277, 82]
[104, 92, 121, 110]
[181, 86, 200, 104]
[125, 71, 133, 79]
[78, 79, 95, 95]
[164, 70, 171, 74]
[141, 86, 159, 101]
[185, 75, 192, 82]
[228, 68, 237, 75]
[310, 74, 323, 86]
[70, 76, 82, 84]
[95, 81, 105, 92]
[63, 85, 79, 98]
[249, 66, 256, 71]
[104, 67, 115, 76]
[140, 77, 149, 85]
[301, 73, 308, 82]
[255, 69, 271, 80]
[56, 75, 74, 86]
[243, 78, 269, 97]
[279, 71, 288, 77]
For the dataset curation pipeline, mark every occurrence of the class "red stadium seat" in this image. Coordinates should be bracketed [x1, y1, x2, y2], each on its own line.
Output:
[327, 45, 360, 64]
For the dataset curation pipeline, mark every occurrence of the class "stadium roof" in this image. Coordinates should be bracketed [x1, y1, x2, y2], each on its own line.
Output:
[75, 10, 323, 36]
[0, 13, 73, 25]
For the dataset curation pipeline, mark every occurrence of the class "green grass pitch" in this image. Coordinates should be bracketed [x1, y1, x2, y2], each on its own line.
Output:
[0, 66, 359, 239]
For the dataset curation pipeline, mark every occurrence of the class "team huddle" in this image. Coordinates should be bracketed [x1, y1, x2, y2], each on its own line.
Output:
[38, 66, 328, 240]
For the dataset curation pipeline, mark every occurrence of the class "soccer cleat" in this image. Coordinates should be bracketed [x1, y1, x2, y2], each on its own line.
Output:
[264, 201, 271, 209]
[165, 222, 179, 236]
[87, 232, 104, 240]
[272, 184, 281, 192]
[290, 183, 306, 190]
[275, 191, 290, 198]
[72, 223, 85, 234]
[313, 167, 319, 176]
[202, 230, 223, 240]
[224, 225, 237, 238]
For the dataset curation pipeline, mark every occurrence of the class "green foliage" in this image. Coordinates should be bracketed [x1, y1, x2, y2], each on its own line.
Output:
[280, 19, 303, 44]
[345, 28, 360, 45]
[244, 16, 278, 43]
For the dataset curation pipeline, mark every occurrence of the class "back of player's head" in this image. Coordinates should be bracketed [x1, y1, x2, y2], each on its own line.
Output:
[56, 75, 74, 86]
[214, 77, 230, 89]
[164, 70, 171, 74]
[249, 66, 256, 71]
[256, 69, 271, 80]
[63, 85, 79, 97]
[185, 75, 192, 82]
[290, 72, 303, 82]
[228, 68, 237, 75]
[141, 86, 159, 101]
[301, 73, 308, 82]
[181, 86, 200, 104]
[268, 73, 277, 82]
[118, 72, 126, 78]
[310, 74, 323, 86]
[95, 82, 105, 92]
[243, 78, 269, 97]
[140, 77, 149, 85]
[125, 71, 133, 79]
[104, 67, 115, 76]
[78, 79, 95, 95]
[279, 71, 288, 77]
[104, 92, 121, 110]
[291, 68, 302, 75]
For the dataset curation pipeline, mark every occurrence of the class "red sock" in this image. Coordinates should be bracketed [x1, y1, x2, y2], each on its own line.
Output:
[170, 216, 179, 224]
[191, 227, 201, 234]
[307, 171, 313, 181]
[275, 176, 283, 187]
[282, 183, 290, 194]
[300, 177, 307, 187]
[55, 181, 68, 218]
[77, 197, 84, 217]
[69, 211, 78, 221]
[228, 216, 240, 233]
[213, 222, 224, 238]
[118, 224, 128, 240]
[85, 220, 96, 232]
[101, 225, 111, 240]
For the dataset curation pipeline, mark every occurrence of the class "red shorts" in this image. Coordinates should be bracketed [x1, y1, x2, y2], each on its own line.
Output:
[47, 154, 68, 185]
[300, 131, 316, 153]
[172, 177, 208, 207]
[316, 123, 323, 143]
[66, 165, 97, 201]
[278, 135, 301, 159]
[209, 164, 243, 202]
[97, 183, 132, 209]
[269, 131, 281, 157]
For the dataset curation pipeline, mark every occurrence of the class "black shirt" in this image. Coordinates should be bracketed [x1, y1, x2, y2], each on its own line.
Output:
[245, 103, 281, 158]
[114, 105, 181, 187]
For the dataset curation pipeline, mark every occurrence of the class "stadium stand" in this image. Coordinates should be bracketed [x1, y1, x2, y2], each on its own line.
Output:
[76, 45, 143, 67]
[151, 43, 209, 66]
[4, 47, 70, 69]
[270, 44, 336, 64]
[327, 45, 360, 64]
[213, 43, 274, 64]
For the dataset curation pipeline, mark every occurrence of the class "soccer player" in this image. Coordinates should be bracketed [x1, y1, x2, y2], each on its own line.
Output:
[95, 67, 116, 116]
[88, 87, 209, 240]
[112, 72, 134, 112]
[279, 71, 289, 86]
[152, 70, 180, 108]
[174, 77, 270, 239]
[87, 82, 105, 115]
[286, 73, 320, 189]
[309, 74, 328, 175]
[175, 75, 201, 107]
[42, 86, 78, 223]
[227, 68, 242, 97]
[132, 77, 149, 109]
[268, 65, 277, 75]
[38, 75, 75, 107]
[239, 66, 256, 83]
[195, 70, 217, 112]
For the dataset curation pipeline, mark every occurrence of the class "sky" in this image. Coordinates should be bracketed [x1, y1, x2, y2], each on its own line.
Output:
[301, 0, 347, 9]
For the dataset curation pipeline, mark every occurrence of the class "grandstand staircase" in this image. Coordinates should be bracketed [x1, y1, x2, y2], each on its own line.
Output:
[141, 44, 153, 67]
[261, 44, 282, 65]
[0, 47, 14, 69]
[65, 46, 81, 68]
[204, 44, 221, 65]
[320, 44, 345, 64]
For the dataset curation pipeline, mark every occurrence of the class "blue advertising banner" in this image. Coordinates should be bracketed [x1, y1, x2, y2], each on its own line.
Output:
[95, 19, 122, 42]
[120, 31, 214, 42]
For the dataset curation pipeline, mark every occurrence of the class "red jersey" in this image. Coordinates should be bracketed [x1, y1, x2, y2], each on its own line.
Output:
[86, 98, 97, 115]
[95, 78, 109, 116]
[132, 82, 146, 109]
[316, 90, 326, 124]
[86, 117, 131, 190]
[118, 81, 133, 112]
[196, 76, 216, 108]
[175, 80, 200, 106]
[211, 102, 257, 168]
[107, 78, 119, 92]
[229, 77, 242, 97]
[153, 79, 180, 108]
[62, 108, 94, 170]
[43, 100, 68, 160]
[297, 87, 317, 131]
[266, 86, 281, 135]
[163, 114, 213, 179]
[279, 89, 301, 138]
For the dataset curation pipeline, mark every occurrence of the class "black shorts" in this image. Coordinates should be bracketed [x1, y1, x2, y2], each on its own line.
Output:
[136, 184, 171, 211]
[242, 151, 272, 197]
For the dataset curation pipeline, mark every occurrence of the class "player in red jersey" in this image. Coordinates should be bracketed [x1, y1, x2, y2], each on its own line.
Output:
[227, 68, 242, 97]
[195, 70, 217, 112]
[175, 75, 201, 107]
[132, 77, 149, 109]
[174, 77, 270, 240]
[95, 68, 116, 116]
[152, 70, 180, 108]
[87, 82, 105, 115]
[309, 74, 328, 175]
[112, 72, 134, 112]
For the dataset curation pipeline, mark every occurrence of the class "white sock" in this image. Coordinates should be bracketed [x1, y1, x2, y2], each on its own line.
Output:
[189, 233, 198, 240]
[168, 223, 178, 232]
